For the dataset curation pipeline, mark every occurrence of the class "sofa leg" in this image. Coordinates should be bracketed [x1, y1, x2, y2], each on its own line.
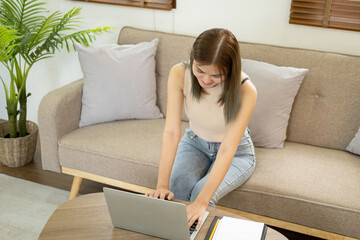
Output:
[69, 176, 83, 200]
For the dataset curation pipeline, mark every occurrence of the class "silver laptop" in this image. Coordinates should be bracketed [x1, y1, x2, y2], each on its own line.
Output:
[103, 187, 209, 240]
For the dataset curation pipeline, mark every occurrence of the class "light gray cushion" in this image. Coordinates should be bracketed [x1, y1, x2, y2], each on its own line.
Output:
[243, 59, 308, 149]
[76, 39, 163, 128]
[347, 127, 360, 155]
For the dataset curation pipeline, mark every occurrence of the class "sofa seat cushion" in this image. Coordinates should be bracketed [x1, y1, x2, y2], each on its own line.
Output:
[219, 142, 360, 238]
[58, 119, 188, 188]
[58, 120, 360, 237]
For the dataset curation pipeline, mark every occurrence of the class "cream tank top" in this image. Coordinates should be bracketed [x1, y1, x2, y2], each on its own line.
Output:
[183, 67, 227, 142]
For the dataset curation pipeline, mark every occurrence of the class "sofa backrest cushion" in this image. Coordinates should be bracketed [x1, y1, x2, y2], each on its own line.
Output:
[118, 27, 194, 121]
[243, 59, 308, 149]
[118, 27, 360, 151]
[77, 40, 163, 127]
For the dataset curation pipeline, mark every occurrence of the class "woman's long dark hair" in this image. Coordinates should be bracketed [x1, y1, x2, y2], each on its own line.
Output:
[190, 28, 242, 124]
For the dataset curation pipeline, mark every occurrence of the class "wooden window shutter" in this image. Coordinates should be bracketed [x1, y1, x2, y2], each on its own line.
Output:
[73, 0, 176, 11]
[289, 0, 360, 32]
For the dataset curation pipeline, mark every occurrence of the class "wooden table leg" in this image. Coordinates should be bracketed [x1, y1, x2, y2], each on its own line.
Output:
[69, 176, 83, 200]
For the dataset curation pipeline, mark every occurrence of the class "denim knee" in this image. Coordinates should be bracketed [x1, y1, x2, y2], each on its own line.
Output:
[169, 171, 193, 201]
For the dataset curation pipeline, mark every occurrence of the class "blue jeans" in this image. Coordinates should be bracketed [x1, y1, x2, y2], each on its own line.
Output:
[169, 128, 256, 207]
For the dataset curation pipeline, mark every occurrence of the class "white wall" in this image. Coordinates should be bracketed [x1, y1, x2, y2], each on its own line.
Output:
[1, 0, 359, 123]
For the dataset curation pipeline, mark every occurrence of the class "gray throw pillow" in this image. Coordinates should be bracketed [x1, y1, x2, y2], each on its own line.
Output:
[346, 127, 360, 155]
[242, 59, 308, 149]
[77, 39, 163, 128]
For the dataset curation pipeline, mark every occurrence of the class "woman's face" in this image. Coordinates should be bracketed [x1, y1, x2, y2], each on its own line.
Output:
[192, 60, 225, 89]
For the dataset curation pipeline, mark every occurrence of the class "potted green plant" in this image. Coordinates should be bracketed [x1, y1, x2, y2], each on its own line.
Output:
[0, 0, 112, 167]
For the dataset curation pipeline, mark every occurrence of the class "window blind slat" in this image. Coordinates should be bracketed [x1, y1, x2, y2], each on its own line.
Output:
[332, 0, 360, 7]
[328, 22, 360, 30]
[331, 5, 360, 13]
[146, 2, 173, 10]
[291, 6, 325, 14]
[73, 0, 175, 11]
[330, 15, 360, 24]
[331, 10, 360, 19]
[291, 1, 326, 10]
[144, 0, 173, 3]
[289, 18, 324, 26]
[292, 0, 326, 3]
[291, 12, 324, 20]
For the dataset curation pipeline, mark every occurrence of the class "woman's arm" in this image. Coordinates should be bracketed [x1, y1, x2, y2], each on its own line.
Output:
[188, 79, 257, 229]
[146, 63, 185, 200]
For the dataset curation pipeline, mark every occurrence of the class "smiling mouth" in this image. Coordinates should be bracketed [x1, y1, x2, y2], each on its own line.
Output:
[201, 80, 213, 86]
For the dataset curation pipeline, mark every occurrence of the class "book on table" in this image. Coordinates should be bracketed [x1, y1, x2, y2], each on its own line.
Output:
[204, 216, 267, 240]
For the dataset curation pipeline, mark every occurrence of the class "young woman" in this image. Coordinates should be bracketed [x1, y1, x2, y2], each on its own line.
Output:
[146, 28, 257, 230]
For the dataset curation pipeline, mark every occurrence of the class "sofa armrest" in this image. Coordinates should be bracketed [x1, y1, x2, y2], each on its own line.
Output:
[38, 79, 83, 173]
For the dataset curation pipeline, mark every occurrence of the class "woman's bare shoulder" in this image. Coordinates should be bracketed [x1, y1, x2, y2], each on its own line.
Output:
[240, 71, 256, 94]
[170, 63, 186, 81]
[171, 63, 186, 74]
[169, 63, 186, 89]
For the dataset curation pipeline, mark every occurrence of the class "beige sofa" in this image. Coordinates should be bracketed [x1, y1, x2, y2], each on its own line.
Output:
[38, 27, 360, 239]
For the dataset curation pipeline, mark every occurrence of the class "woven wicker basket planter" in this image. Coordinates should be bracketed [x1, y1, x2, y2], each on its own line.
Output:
[0, 120, 38, 167]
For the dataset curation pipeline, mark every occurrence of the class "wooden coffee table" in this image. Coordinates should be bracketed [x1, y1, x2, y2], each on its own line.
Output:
[39, 192, 287, 239]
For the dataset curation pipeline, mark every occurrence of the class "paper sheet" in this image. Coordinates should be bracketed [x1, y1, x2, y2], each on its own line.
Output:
[213, 216, 265, 240]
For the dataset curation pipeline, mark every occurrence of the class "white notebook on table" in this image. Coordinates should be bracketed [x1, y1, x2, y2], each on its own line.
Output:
[212, 216, 267, 240]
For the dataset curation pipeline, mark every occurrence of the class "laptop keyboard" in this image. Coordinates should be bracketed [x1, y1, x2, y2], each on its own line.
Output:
[189, 220, 198, 235]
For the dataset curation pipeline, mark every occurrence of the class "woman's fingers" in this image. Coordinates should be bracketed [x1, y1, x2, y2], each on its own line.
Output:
[146, 189, 174, 200]
[195, 216, 203, 230]
[188, 216, 196, 228]
[145, 190, 157, 198]
[153, 190, 161, 199]
[159, 191, 166, 199]
[167, 191, 174, 200]
[187, 201, 207, 230]
[187, 208, 197, 227]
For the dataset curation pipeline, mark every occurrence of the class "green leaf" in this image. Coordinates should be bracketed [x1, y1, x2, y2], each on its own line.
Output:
[0, 77, 10, 103]
[13, 58, 22, 88]
[61, 26, 115, 51]
[0, 25, 20, 62]
[0, 0, 47, 34]
[16, 74, 26, 103]
[25, 11, 62, 51]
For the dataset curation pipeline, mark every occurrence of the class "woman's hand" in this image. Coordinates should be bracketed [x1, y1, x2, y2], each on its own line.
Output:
[187, 200, 207, 231]
[145, 188, 174, 200]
